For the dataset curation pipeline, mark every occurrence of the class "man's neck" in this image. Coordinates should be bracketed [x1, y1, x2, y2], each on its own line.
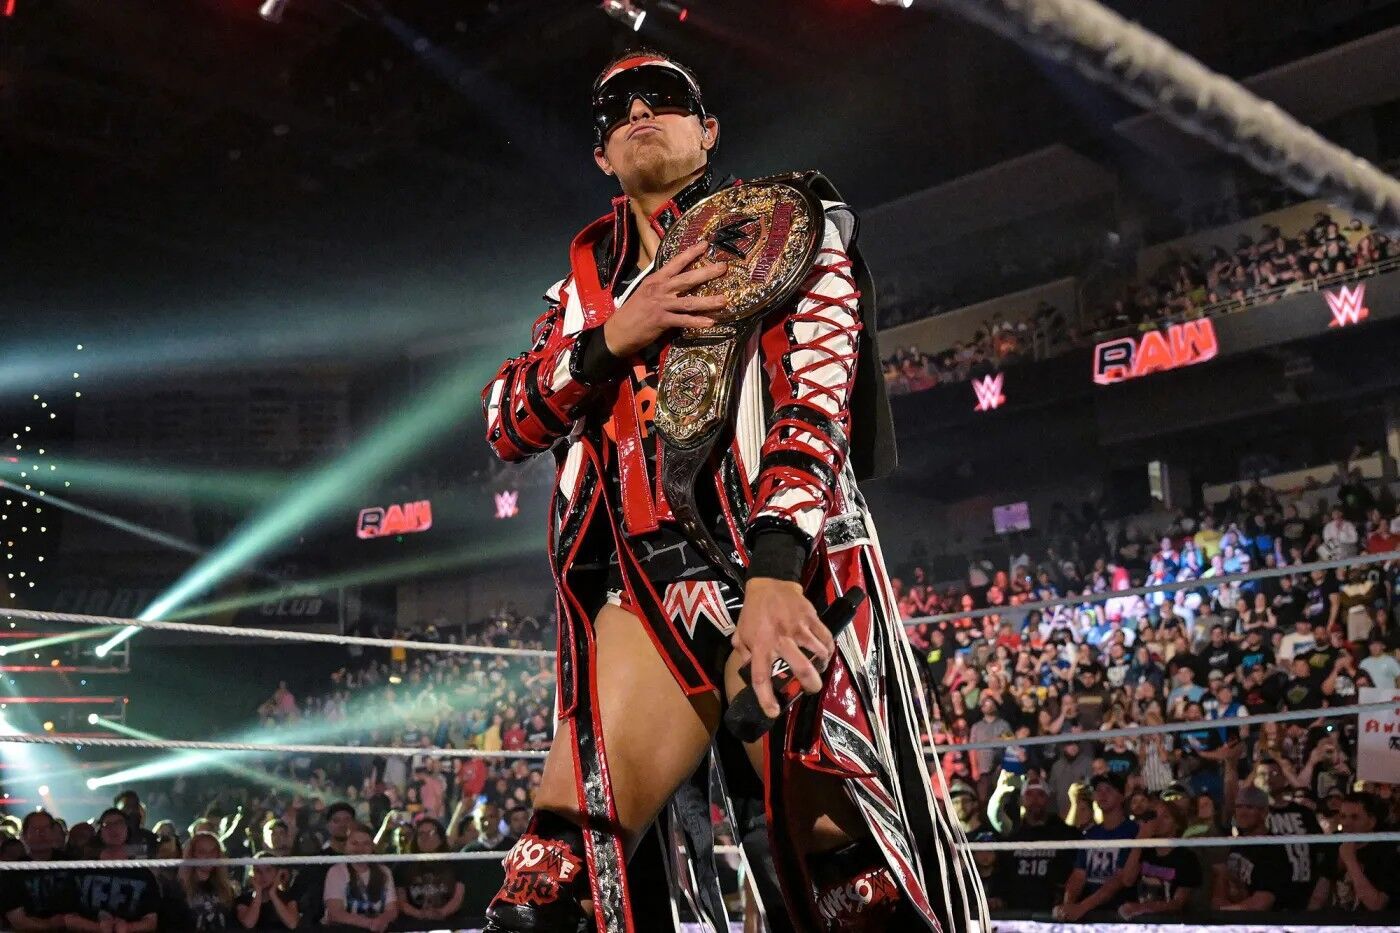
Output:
[1099, 808, 1125, 830]
[624, 164, 707, 268]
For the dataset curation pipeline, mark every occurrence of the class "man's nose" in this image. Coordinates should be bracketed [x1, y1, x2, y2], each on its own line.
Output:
[628, 96, 655, 122]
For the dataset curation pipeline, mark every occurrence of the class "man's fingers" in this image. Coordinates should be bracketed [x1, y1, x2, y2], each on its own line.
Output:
[808, 609, 836, 656]
[661, 312, 718, 331]
[660, 239, 712, 276]
[669, 260, 729, 293]
[794, 630, 832, 672]
[749, 648, 780, 719]
[780, 637, 824, 695]
[670, 293, 729, 314]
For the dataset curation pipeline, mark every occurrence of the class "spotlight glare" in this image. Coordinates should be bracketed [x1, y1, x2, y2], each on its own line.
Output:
[42, 721, 53, 732]
[601, 0, 645, 31]
[259, 0, 288, 22]
[87, 713, 99, 725]
[86, 778, 99, 790]
[37, 785, 49, 796]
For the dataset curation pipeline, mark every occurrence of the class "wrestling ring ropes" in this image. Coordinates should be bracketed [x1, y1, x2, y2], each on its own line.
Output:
[7, 0, 1400, 928]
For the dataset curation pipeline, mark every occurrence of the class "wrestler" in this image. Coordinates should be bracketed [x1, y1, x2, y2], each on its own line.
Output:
[481, 50, 986, 933]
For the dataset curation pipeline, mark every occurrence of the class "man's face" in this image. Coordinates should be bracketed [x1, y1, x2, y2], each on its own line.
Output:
[1338, 801, 1375, 834]
[1022, 787, 1050, 822]
[99, 813, 128, 849]
[266, 822, 290, 851]
[23, 815, 54, 855]
[328, 810, 353, 840]
[1234, 801, 1266, 833]
[1092, 782, 1122, 813]
[1256, 762, 1286, 794]
[507, 809, 531, 837]
[595, 97, 714, 191]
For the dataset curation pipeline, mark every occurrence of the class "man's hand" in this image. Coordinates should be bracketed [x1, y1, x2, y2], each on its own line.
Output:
[732, 578, 835, 718]
[602, 241, 728, 357]
[1054, 903, 1089, 922]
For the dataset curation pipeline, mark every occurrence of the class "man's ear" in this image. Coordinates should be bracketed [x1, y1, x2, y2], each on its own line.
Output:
[701, 115, 720, 152]
[593, 146, 614, 176]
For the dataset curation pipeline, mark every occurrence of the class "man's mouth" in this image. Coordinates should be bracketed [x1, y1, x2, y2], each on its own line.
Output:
[628, 124, 660, 139]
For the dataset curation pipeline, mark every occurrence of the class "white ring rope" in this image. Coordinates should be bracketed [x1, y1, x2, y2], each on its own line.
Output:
[8, 833, 1397, 871]
[931, 0, 1400, 233]
[951, 832, 1400, 852]
[931, 698, 1400, 753]
[0, 732, 547, 760]
[0, 699, 1387, 759]
[9, 552, 1391, 652]
[903, 550, 1400, 628]
[0, 607, 552, 659]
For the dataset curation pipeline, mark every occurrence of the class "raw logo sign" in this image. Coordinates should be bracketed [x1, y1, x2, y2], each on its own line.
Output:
[356, 500, 433, 539]
[1092, 319, 1219, 385]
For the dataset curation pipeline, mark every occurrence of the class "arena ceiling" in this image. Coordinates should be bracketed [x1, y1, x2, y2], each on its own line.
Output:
[5, 0, 1399, 352]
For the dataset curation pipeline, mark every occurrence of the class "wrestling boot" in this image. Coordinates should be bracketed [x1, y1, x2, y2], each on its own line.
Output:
[809, 839, 903, 933]
[484, 812, 592, 933]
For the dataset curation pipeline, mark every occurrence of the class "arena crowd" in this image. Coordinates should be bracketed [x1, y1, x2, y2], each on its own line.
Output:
[884, 210, 1399, 395]
[0, 471, 1397, 928]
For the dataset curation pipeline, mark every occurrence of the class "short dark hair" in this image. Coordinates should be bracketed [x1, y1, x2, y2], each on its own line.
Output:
[325, 801, 355, 822]
[1343, 791, 1386, 827]
[20, 810, 54, 834]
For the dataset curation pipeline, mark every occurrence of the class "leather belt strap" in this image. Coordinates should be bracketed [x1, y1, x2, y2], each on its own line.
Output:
[657, 321, 761, 587]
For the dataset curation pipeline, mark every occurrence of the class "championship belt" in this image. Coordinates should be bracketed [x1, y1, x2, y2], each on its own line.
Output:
[654, 175, 824, 580]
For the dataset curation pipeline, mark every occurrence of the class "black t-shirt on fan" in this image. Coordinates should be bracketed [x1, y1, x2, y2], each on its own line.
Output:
[990, 818, 1080, 910]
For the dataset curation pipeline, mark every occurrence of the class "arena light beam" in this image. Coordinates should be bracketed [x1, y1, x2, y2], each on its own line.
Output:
[165, 535, 539, 622]
[84, 670, 488, 787]
[89, 718, 309, 798]
[0, 627, 122, 657]
[0, 457, 291, 509]
[97, 362, 493, 656]
[6, 484, 207, 558]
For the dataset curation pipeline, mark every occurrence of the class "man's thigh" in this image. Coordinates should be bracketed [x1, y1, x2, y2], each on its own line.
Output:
[533, 603, 719, 854]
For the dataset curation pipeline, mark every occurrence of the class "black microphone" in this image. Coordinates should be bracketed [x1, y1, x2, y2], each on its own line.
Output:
[723, 587, 866, 743]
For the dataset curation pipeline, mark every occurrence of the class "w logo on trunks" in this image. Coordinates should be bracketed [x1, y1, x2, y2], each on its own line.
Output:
[662, 580, 735, 639]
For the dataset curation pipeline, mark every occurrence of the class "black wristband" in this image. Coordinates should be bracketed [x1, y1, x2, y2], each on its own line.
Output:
[572, 326, 629, 385]
[746, 528, 809, 584]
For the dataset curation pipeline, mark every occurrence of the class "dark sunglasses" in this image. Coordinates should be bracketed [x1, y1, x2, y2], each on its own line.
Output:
[592, 66, 702, 144]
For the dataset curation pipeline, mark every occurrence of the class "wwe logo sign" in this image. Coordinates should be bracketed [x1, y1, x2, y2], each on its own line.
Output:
[1324, 283, 1369, 327]
[971, 372, 1006, 412]
[494, 490, 520, 519]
